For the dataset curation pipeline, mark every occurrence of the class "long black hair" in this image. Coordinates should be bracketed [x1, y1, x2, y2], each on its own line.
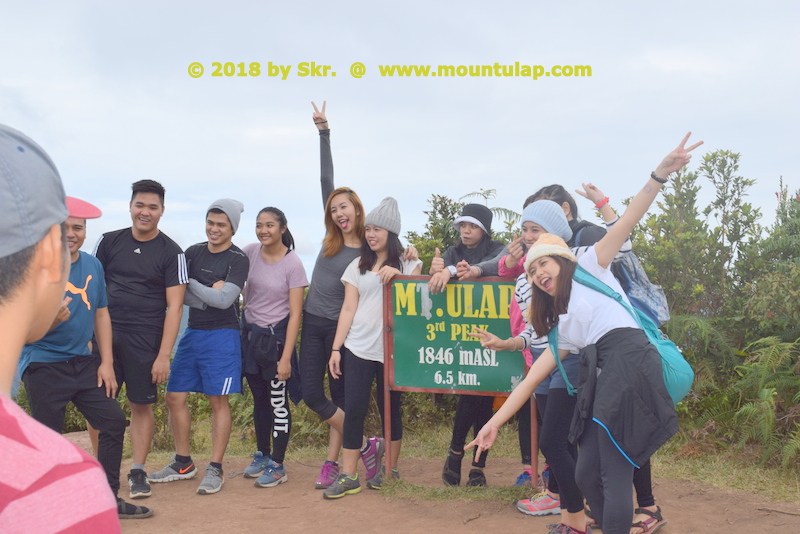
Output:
[358, 230, 403, 274]
[258, 207, 295, 251]
[528, 255, 576, 336]
[528, 184, 579, 220]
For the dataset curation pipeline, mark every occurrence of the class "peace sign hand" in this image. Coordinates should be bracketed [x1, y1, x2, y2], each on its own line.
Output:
[311, 101, 328, 130]
[654, 132, 704, 179]
[574, 183, 605, 205]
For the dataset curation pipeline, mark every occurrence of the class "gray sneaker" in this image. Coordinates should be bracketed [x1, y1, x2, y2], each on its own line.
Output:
[367, 466, 400, 490]
[322, 473, 361, 499]
[147, 457, 197, 483]
[197, 465, 224, 495]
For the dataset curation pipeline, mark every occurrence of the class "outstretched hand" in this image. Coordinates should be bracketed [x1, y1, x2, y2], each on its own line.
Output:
[469, 327, 508, 351]
[465, 423, 499, 454]
[654, 132, 704, 178]
[574, 183, 606, 205]
[312, 101, 328, 130]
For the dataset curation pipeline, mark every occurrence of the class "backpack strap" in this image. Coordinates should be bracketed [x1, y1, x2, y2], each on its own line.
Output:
[573, 265, 648, 333]
[547, 327, 577, 396]
[573, 226, 585, 248]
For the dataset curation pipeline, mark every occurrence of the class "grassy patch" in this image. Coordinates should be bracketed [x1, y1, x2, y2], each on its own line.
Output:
[654, 434, 800, 502]
[379, 478, 531, 502]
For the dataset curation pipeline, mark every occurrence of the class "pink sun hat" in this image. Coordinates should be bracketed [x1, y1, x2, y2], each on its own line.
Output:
[66, 196, 102, 219]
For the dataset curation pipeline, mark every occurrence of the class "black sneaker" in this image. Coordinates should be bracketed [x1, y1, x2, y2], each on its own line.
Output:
[466, 468, 487, 487]
[117, 497, 154, 519]
[128, 469, 152, 499]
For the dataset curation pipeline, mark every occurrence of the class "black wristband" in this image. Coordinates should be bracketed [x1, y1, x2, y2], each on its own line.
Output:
[332, 348, 340, 352]
[650, 171, 668, 184]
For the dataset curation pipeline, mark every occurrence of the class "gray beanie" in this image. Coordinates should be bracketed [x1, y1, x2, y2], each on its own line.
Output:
[208, 199, 244, 234]
[365, 197, 401, 235]
[0, 123, 68, 258]
[521, 200, 572, 243]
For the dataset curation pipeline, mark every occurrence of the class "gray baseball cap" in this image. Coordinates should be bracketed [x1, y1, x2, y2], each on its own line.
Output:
[0, 124, 68, 258]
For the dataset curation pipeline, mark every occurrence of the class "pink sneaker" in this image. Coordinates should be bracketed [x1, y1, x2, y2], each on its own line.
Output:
[315, 461, 340, 490]
[516, 491, 561, 516]
[360, 437, 385, 481]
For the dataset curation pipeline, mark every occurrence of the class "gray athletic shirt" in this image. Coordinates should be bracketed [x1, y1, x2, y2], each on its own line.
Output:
[303, 129, 361, 319]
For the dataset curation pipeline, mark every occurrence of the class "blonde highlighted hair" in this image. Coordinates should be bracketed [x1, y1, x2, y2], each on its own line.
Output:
[322, 187, 366, 257]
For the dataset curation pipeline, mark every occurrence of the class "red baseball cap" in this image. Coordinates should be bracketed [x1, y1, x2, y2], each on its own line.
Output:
[66, 196, 102, 219]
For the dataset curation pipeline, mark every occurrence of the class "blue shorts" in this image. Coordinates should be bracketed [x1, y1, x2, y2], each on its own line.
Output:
[168, 328, 242, 396]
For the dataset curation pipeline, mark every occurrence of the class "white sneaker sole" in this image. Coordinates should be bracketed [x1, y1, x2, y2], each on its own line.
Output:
[197, 478, 224, 494]
[148, 469, 197, 483]
[254, 474, 288, 488]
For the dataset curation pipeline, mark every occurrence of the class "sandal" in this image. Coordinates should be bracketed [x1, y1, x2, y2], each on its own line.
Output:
[585, 506, 596, 523]
[442, 450, 462, 486]
[630, 506, 667, 534]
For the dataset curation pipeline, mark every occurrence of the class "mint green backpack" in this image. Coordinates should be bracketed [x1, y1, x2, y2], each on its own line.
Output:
[548, 265, 693, 406]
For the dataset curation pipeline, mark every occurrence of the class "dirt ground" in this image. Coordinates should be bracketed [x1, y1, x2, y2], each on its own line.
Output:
[65, 431, 800, 533]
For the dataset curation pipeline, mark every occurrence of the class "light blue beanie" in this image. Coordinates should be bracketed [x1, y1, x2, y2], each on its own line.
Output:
[521, 200, 573, 243]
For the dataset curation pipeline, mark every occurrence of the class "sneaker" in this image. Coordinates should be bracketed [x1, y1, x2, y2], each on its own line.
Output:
[147, 456, 197, 483]
[196, 465, 224, 494]
[255, 460, 287, 488]
[517, 491, 561, 516]
[244, 451, 271, 478]
[323, 473, 361, 499]
[360, 437, 384, 481]
[127, 469, 151, 499]
[117, 497, 153, 519]
[366, 466, 400, 490]
[315, 461, 340, 490]
[442, 450, 463, 486]
[514, 471, 533, 487]
[465, 468, 487, 487]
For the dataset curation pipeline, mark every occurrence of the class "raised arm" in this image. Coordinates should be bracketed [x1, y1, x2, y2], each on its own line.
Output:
[574, 183, 631, 261]
[595, 132, 703, 269]
[574, 182, 619, 224]
[312, 101, 334, 206]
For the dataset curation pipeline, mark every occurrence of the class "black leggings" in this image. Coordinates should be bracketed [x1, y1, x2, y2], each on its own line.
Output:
[341, 348, 402, 450]
[449, 395, 493, 468]
[537, 388, 581, 512]
[298, 312, 345, 421]
[516, 395, 533, 465]
[575, 420, 635, 534]
[634, 461, 655, 508]
[245, 366, 291, 464]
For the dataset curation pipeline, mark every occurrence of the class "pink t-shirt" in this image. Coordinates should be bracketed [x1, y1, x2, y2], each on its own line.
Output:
[0, 394, 120, 533]
[242, 244, 309, 327]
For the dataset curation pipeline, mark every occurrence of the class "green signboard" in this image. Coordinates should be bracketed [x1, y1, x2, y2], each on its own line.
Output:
[384, 276, 525, 396]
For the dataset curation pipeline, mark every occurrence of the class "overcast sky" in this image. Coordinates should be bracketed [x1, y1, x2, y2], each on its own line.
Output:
[2, 1, 797, 275]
